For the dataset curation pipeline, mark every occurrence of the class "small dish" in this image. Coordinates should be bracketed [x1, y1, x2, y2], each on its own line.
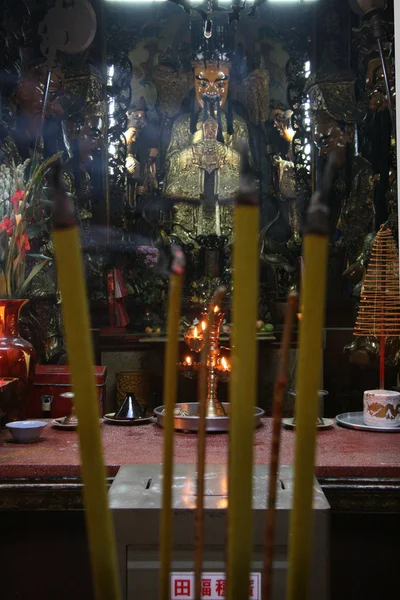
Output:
[336, 411, 400, 433]
[52, 418, 103, 430]
[104, 413, 154, 426]
[6, 420, 47, 443]
[282, 418, 334, 430]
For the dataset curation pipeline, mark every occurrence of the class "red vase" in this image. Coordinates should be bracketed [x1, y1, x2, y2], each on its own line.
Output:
[0, 300, 36, 421]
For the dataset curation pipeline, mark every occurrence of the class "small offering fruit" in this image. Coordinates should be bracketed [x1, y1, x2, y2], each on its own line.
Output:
[261, 323, 274, 333]
[256, 320, 264, 330]
[145, 326, 153, 334]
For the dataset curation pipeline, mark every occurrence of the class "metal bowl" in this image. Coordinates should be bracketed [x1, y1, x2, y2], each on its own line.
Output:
[153, 402, 264, 433]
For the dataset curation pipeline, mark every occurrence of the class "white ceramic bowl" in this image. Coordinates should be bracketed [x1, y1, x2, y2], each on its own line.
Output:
[6, 420, 47, 443]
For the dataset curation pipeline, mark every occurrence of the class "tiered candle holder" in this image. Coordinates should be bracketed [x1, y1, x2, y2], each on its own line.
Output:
[180, 313, 231, 415]
[155, 305, 264, 432]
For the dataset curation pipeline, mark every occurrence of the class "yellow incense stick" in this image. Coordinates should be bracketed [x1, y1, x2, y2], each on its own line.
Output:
[52, 174, 120, 600]
[159, 246, 185, 600]
[195, 287, 226, 600]
[286, 157, 336, 600]
[263, 291, 298, 600]
[227, 148, 259, 600]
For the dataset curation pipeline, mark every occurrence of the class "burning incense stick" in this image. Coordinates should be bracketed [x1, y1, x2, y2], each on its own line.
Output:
[159, 246, 185, 600]
[263, 291, 298, 600]
[227, 145, 260, 599]
[195, 287, 226, 600]
[286, 156, 337, 600]
[51, 168, 120, 600]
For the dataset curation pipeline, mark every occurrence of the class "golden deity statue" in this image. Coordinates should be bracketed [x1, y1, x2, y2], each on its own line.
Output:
[164, 62, 251, 243]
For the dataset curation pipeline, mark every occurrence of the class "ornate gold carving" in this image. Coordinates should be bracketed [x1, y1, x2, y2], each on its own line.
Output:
[242, 68, 270, 124]
[152, 64, 192, 117]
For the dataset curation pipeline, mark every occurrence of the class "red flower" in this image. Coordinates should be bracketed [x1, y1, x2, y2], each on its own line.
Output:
[16, 233, 30, 256]
[11, 190, 25, 210]
[0, 216, 14, 236]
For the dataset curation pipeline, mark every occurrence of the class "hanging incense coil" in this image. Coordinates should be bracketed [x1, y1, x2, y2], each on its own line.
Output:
[354, 227, 400, 337]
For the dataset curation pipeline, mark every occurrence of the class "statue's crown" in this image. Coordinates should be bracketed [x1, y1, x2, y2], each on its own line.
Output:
[190, 18, 234, 66]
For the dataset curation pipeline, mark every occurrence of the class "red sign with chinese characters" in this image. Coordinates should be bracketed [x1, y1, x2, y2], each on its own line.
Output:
[170, 572, 261, 600]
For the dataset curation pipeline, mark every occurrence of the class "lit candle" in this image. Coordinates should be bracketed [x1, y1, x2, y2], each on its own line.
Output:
[185, 355, 192, 366]
[159, 246, 185, 600]
[220, 357, 230, 371]
[286, 156, 336, 600]
[184, 324, 204, 353]
[227, 146, 259, 600]
[52, 169, 120, 600]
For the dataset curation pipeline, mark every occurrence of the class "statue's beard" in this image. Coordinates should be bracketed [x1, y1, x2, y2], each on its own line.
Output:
[201, 95, 221, 118]
[202, 97, 224, 144]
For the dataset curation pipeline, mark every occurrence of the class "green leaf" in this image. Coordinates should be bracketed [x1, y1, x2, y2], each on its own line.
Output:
[15, 258, 50, 297]
[25, 206, 34, 219]
[36, 198, 54, 208]
[26, 253, 52, 261]
[13, 253, 23, 275]
[26, 217, 51, 238]
[0, 272, 7, 297]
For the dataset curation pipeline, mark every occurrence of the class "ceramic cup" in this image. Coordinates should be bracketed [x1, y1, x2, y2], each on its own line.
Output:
[363, 389, 400, 428]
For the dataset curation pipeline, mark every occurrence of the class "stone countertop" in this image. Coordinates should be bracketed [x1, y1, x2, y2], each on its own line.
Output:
[0, 418, 399, 479]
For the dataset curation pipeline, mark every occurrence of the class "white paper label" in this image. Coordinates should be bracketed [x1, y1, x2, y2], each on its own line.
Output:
[170, 572, 261, 599]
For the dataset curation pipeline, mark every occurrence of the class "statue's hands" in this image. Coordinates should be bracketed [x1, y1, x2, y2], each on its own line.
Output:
[203, 117, 218, 141]
[126, 154, 140, 177]
[124, 126, 139, 145]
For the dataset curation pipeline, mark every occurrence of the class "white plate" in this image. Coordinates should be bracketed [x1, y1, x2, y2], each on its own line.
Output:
[336, 411, 400, 433]
[282, 418, 334, 430]
[52, 418, 103, 430]
[103, 413, 154, 426]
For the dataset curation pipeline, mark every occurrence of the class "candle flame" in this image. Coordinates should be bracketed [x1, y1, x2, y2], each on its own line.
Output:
[283, 126, 295, 143]
[214, 305, 220, 313]
[185, 356, 192, 366]
[193, 326, 198, 338]
[201, 320, 206, 331]
[221, 357, 228, 370]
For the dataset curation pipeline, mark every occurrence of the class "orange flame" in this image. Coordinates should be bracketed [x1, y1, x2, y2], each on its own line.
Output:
[221, 356, 229, 370]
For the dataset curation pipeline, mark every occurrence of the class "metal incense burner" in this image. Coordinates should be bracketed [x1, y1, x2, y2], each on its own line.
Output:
[155, 306, 264, 432]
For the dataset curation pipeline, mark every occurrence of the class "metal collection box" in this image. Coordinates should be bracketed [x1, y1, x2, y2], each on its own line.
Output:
[109, 464, 330, 600]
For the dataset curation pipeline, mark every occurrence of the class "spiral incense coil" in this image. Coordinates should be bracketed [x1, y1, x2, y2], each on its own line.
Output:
[354, 227, 400, 337]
